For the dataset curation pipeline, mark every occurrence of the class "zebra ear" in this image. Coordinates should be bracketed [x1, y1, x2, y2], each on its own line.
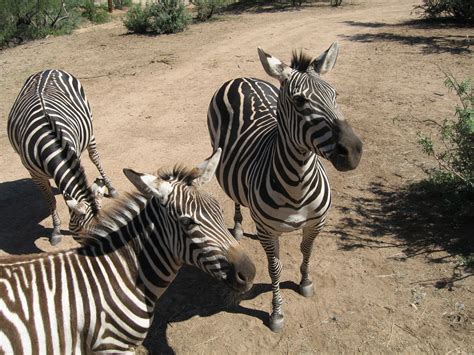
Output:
[257, 47, 292, 83]
[123, 169, 172, 204]
[193, 148, 222, 186]
[311, 42, 339, 75]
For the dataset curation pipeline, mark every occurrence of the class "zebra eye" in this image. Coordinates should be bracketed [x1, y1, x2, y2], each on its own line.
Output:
[293, 94, 307, 108]
[180, 217, 196, 229]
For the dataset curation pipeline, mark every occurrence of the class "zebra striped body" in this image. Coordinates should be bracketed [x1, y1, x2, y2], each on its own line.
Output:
[0, 152, 255, 353]
[209, 78, 332, 234]
[208, 44, 362, 331]
[7, 69, 116, 244]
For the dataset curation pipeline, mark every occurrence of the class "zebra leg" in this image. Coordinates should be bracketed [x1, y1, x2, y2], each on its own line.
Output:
[87, 137, 118, 198]
[299, 227, 320, 297]
[259, 234, 284, 332]
[232, 203, 244, 240]
[31, 174, 62, 245]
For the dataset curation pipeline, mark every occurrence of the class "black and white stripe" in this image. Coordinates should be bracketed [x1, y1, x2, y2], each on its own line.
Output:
[7, 69, 117, 245]
[0, 151, 255, 353]
[207, 43, 362, 331]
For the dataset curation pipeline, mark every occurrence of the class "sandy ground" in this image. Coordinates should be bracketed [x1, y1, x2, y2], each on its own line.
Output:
[0, 0, 473, 353]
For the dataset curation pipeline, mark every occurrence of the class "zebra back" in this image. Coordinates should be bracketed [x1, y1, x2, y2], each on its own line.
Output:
[7, 70, 100, 231]
[0, 154, 255, 352]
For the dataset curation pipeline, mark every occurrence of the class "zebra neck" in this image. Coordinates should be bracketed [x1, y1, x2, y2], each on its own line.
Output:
[46, 138, 95, 207]
[85, 196, 182, 306]
[270, 121, 320, 201]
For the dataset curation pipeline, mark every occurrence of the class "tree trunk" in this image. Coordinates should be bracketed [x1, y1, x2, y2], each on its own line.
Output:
[108, 0, 113, 13]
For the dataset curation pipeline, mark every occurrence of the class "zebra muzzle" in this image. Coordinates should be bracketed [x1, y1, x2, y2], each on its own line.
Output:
[226, 246, 256, 293]
[329, 120, 363, 171]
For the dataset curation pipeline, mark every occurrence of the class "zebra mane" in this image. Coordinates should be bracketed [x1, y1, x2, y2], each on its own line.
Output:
[75, 192, 147, 249]
[290, 50, 314, 73]
[75, 164, 201, 251]
[158, 164, 200, 186]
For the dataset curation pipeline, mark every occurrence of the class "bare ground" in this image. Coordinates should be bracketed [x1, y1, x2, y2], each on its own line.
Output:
[0, 0, 473, 353]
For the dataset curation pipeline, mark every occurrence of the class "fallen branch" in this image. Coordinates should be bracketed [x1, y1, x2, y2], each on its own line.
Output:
[78, 72, 136, 80]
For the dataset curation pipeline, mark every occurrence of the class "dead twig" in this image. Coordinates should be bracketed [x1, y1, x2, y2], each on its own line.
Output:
[385, 322, 395, 347]
[376, 273, 399, 278]
[394, 324, 421, 341]
[79, 72, 136, 80]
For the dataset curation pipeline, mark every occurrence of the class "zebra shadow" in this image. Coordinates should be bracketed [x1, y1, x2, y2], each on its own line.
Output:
[144, 265, 299, 354]
[0, 178, 58, 254]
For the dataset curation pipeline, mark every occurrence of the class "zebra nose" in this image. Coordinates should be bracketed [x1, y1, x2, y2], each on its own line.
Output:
[227, 247, 256, 292]
[335, 143, 349, 158]
[234, 267, 252, 287]
[232, 260, 256, 292]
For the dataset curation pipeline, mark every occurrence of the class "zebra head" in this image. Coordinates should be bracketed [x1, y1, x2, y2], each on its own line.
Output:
[66, 179, 105, 233]
[123, 149, 256, 293]
[258, 43, 363, 171]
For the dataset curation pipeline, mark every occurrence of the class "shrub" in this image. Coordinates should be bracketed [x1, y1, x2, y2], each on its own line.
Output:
[330, 0, 343, 6]
[123, 0, 191, 34]
[113, 0, 132, 10]
[192, 0, 226, 21]
[149, 0, 191, 34]
[0, 0, 80, 46]
[80, 0, 109, 24]
[0, 0, 111, 47]
[123, 5, 149, 33]
[417, 73, 473, 188]
[416, 0, 474, 23]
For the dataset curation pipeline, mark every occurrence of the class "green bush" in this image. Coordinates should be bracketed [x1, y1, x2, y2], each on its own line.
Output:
[123, 5, 149, 33]
[0, 0, 110, 47]
[417, 73, 473, 188]
[80, 0, 109, 24]
[0, 0, 79, 46]
[124, 0, 191, 34]
[416, 0, 474, 22]
[113, 0, 132, 10]
[192, 0, 226, 21]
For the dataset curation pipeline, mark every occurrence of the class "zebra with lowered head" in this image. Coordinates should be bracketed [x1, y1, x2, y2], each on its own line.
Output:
[7, 69, 117, 245]
[0, 149, 256, 353]
[207, 43, 363, 331]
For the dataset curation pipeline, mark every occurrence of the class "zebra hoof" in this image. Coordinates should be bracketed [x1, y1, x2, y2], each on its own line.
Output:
[269, 313, 284, 332]
[108, 187, 119, 198]
[299, 281, 314, 297]
[50, 234, 62, 246]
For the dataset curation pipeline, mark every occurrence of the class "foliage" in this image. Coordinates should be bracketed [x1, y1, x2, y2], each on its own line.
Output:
[123, 0, 191, 34]
[148, 0, 191, 33]
[459, 253, 474, 271]
[80, 0, 109, 24]
[330, 0, 343, 6]
[417, 73, 473, 188]
[113, 0, 132, 10]
[192, 0, 226, 21]
[413, 74, 473, 265]
[0, 0, 111, 47]
[415, 0, 474, 23]
[123, 5, 149, 33]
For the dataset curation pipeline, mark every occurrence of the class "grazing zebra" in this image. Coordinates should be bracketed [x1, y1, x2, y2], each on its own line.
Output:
[207, 43, 363, 331]
[0, 150, 256, 353]
[7, 69, 117, 245]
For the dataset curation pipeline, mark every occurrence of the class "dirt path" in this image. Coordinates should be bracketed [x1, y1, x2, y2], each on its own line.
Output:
[0, 0, 472, 353]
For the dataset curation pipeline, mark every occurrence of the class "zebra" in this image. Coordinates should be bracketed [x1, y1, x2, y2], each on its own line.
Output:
[7, 69, 117, 245]
[0, 149, 256, 353]
[207, 43, 363, 332]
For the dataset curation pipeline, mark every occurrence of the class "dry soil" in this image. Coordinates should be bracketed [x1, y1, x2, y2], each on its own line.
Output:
[0, 0, 473, 353]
